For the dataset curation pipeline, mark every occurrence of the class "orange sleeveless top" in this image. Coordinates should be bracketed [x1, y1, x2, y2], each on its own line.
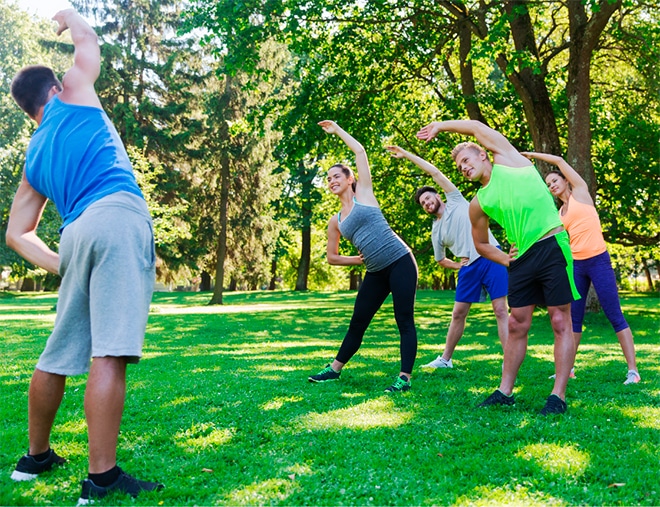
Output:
[560, 195, 607, 260]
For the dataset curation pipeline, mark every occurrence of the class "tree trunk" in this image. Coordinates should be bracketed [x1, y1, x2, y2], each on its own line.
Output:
[209, 80, 234, 305]
[269, 259, 278, 290]
[499, 1, 562, 158]
[585, 283, 601, 314]
[565, 0, 621, 197]
[457, 17, 488, 124]
[295, 164, 313, 291]
[209, 145, 230, 305]
[200, 270, 212, 291]
[349, 270, 362, 290]
[642, 259, 653, 292]
[295, 223, 311, 291]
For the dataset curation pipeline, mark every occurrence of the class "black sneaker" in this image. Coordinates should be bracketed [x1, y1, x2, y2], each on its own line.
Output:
[478, 389, 515, 407]
[308, 364, 341, 382]
[540, 394, 567, 415]
[11, 449, 66, 481]
[384, 374, 411, 392]
[78, 468, 163, 505]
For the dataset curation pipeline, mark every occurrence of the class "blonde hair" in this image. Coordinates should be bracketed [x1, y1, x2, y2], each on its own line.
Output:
[451, 141, 485, 162]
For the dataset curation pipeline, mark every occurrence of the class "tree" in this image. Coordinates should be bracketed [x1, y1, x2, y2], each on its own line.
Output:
[187, 0, 659, 287]
[74, 0, 207, 277]
[191, 41, 287, 303]
[0, 1, 71, 278]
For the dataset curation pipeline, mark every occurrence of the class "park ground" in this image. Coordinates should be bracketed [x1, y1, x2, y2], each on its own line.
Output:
[0, 289, 658, 506]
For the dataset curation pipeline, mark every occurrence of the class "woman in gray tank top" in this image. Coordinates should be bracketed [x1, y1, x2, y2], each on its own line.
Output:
[307, 120, 418, 393]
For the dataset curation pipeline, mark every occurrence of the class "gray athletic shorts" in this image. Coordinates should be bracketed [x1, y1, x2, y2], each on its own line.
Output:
[37, 192, 156, 376]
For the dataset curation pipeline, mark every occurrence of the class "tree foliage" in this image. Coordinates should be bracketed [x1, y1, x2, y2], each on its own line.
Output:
[187, 0, 659, 286]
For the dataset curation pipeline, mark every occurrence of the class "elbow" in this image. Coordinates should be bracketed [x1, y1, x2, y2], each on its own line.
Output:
[5, 229, 18, 252]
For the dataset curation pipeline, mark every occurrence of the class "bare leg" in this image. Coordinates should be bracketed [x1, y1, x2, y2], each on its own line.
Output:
[330, 360, 345, 372]
[499, 305, 534, 395]
[28, 369, 66, 455]
[85, 357, 127, 474]
[490, 296, 509, 352]
[441, 302, 471, 360]
[615, 327, 638, 372]
[548, 304, 575, 400]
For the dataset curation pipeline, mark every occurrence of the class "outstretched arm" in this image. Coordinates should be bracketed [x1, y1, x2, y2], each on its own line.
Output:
[521, 151, 593, 205]
[417, 120, 529, 168]
[385, 146, 457, 194]
[326, 216, 363, 266]
[6, 175, 59, 274]
[319, 120, 377, 205]
[54, 9, 102, 108]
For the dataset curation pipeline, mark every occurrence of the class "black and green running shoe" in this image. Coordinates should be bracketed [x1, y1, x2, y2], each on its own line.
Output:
[384, 374, 411, 393]
[308, 364, 341, 383]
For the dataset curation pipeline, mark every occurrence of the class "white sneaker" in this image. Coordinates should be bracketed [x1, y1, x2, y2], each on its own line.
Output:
[422, 357, 453, 369]
[623, 370, 641, 385]
[549, 367, 576, 380]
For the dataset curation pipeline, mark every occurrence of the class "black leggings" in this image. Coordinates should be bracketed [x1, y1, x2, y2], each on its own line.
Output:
[335, 253, 418, 374]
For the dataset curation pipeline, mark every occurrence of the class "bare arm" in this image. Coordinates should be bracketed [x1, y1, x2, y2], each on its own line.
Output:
[54, 9, 102, 109]
[6, 175, 59, 274]
[417, 120, 530, 168]
[521, 151, 593, 205]
[469, 196, 511, 267]
[318, 120, 378, 206]
[326, 215, 363, 266]
[438, 258, 465, 270]
[385, 146, 457, 193]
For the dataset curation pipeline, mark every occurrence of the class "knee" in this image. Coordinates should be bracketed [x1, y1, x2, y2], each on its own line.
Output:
[492, 304, 508, 321]
[509, 313, 531, 337]
[452, 306, 470, 321]
[549, 308, 572, 334]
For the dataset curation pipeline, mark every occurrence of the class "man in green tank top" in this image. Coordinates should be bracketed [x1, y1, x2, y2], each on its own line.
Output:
[417, 120, 579, 415]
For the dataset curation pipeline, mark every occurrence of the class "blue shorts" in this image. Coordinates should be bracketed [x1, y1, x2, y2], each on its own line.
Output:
[455, 255, 508, 303]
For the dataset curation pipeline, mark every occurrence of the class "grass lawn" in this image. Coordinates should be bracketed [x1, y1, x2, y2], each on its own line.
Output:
[0, 289, 658, 506]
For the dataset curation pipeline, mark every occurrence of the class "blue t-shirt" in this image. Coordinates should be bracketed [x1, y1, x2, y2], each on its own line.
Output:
[25, 96, 143, 231]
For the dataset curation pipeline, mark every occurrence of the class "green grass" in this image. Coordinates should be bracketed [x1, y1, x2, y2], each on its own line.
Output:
[0, 289, 658, 506]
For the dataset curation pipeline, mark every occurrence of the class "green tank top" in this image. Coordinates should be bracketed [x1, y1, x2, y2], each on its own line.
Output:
[476, 164, 562, 257]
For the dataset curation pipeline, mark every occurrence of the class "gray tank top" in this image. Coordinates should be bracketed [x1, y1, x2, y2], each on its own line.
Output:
[338, 199, 410, 272]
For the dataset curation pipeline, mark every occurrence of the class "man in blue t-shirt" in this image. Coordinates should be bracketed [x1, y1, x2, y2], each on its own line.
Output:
[7, 9, 162, 503]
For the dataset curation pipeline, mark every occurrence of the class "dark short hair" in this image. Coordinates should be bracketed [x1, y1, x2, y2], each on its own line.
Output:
[10, 65, 62, 118]
[329, 163, 356, 192]
[414, 185, 438, 205]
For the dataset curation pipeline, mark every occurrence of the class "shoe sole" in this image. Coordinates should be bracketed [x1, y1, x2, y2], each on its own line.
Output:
[77, 499, 94, 506]
[308, 377, 339, 383]
[11, 470, 39, 481]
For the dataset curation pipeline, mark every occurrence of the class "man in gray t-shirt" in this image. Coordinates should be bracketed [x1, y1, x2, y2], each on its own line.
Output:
[387, 146, 509, 370]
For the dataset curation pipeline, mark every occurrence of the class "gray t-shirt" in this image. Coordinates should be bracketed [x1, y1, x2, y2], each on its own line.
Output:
[432, 189, 499, 265]
[338, 199, 410, 272]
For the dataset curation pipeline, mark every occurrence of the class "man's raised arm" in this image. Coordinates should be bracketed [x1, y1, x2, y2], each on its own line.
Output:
[54, 9, 102, 108]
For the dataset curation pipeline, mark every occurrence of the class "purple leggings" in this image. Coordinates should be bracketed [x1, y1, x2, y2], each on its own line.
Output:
[571, 250, 628, 333]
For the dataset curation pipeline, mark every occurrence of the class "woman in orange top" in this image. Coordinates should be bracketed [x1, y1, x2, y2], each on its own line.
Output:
[522, 152, 640, 385]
